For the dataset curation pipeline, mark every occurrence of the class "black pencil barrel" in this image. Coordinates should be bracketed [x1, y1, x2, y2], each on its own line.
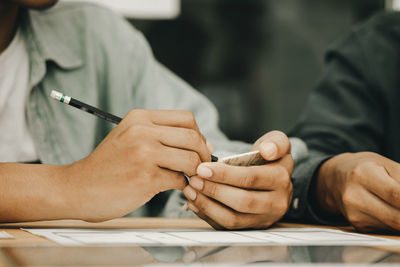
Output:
[69, 98, 122, 125]
[50, 90, 219, 162]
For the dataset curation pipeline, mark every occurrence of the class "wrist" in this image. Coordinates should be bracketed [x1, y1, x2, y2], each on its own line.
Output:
[0, 163, 82, 222]
[44, 161, 88, 221]
[316, 156, 343, 215]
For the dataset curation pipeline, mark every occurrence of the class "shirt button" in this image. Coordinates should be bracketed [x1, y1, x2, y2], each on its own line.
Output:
[293, 197, 299, 210]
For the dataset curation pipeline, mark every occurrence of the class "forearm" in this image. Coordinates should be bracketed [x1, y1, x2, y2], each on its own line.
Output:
[0, 163, 76, 222]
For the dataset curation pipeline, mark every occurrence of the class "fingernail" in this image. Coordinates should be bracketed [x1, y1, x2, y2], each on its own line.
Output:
[190, 177, 204, 191]
[184, 186, 197, 201]
[187, 202, 199, 213]
[197, 164, 212, 178]
[261, 142, 277, 159]
[206, 140, 214, 154]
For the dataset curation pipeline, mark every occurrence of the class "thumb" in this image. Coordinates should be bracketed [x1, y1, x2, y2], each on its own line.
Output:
[252, 131, 291, 161]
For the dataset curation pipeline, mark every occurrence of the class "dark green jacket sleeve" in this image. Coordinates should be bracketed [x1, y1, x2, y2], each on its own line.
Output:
[287, 11, 400, 224]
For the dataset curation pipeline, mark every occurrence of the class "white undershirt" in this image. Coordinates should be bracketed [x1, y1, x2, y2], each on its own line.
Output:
[0, 28, 39, 162]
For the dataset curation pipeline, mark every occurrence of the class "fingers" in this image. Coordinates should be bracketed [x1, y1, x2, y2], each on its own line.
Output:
[349, 210, 392, 233]
[120, 110, 212, 160]
[382, 158, 400, 184]
[188, 177, 290, 214]
[127, 110, 208, 144]
[148, 110, 201, 130]
[123, 109, 199, 129]
[344, 187, 400, 231]
[196, 155, 293, 190]
[157, 145, 202, 176]
[359, 164, 400, 210]
[157, 167, 188, 191]
[206, 141, 214, 154]
[186, 202, 224, 230]
[252, 131, 291, 161]
[150, 110, 209, 150]
[183, 187, 273, 230]
[363, 194, 400, 231]
[157, 126, 211, 162]
[185, 187, 239, 229]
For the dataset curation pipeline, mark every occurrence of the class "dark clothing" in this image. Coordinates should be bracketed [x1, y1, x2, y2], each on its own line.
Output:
[287, 11, 400, 224]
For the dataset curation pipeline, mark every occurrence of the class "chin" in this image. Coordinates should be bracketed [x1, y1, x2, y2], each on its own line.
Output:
[14, 0, 58, 9]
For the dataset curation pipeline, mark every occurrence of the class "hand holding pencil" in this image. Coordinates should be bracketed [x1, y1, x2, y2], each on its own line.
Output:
[50, 91, 213, 222]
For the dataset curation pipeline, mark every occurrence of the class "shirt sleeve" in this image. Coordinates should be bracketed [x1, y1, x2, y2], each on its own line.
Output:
[128, 32, 251, 158]
[287, 25, 387, 224]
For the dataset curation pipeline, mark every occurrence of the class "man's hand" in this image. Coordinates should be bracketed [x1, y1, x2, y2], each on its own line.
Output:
[317, 152, 400, 232]
[65, 110, 211, 222]
[183, 131, 293, 230]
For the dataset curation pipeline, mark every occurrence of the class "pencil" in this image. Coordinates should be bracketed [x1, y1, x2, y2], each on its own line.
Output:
[50, 90, 218, 162]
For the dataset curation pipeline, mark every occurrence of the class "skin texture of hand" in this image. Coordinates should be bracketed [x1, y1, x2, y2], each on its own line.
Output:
[66, 110, 212, 222]
[183, 131, 294, 230]
[317, 152, 400, 232]
[0, 110, 211, 223]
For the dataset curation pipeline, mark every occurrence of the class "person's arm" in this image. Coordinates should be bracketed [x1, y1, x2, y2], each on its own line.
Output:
[0, 163, 73, 222]
[288, 14, 400, 230]
[290, 44, 384, 224]
[0, 110, 212, 223]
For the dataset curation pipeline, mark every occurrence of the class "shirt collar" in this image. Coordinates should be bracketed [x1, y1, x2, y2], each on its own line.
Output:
[20, 8, 83, 80]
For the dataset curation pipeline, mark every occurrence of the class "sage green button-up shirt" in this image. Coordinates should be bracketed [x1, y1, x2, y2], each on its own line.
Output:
[20, 2, 251, 217]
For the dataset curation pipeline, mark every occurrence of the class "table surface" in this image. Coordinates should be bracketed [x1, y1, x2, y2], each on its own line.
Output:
[1, 218, 400, 266]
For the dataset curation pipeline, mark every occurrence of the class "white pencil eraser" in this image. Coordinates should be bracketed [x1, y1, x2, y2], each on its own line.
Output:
[50, 90, 62, 101]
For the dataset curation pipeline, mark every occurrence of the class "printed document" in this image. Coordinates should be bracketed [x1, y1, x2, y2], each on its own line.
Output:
[24, 227, 400, 246]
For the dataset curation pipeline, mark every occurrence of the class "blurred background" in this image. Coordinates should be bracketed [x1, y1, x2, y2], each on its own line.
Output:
[68, 0, 391, 143]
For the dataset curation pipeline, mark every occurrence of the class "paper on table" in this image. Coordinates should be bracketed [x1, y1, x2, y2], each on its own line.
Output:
[23, 227, 400, 247]
[0, 231, 14, 239]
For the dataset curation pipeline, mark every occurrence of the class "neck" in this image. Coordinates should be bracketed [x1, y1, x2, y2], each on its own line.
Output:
[0, 3, 19, 54]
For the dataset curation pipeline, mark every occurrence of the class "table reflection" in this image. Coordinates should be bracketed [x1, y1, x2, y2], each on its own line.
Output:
[143, 245, 398, 264]
[2, 245, 400, 265]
